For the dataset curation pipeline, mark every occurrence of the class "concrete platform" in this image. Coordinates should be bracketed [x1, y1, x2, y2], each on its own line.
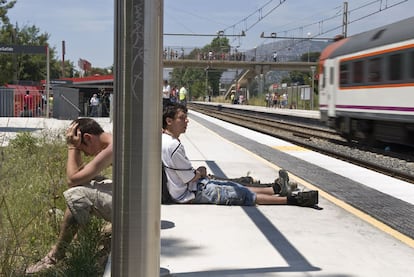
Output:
[160, 112, 414, 277]
[2, 115, 414, 276]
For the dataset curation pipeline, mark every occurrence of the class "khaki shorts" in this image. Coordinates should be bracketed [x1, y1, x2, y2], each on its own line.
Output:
[63, 179, 112, 225]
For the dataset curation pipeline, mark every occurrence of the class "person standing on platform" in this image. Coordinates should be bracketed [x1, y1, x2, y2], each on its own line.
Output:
[89, 93, 100, 117]
[272, 51, 278, 62]
[179, 85, 187, 106]
[162, 80, 171, 107]
[162, 102, 319, 207]
[24, 90, 34, 117]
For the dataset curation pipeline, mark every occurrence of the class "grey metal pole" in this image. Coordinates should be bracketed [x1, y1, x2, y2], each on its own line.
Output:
[310, 65, 316, 110]
[46, 46, 50, 118]
[112, 0, 164, 276]
[343, 2, 348, 37]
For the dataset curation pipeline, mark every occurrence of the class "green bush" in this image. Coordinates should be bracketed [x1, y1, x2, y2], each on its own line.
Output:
[0, 130, 110, 276]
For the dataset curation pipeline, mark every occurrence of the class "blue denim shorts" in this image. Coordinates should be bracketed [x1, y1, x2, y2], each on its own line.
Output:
[193, 179, 256, 206]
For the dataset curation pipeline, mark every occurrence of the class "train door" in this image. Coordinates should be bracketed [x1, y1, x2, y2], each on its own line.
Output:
[325, 59, 336, 119]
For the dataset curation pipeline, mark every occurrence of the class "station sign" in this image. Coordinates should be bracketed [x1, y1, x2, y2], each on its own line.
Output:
[0, 44, 46, 54]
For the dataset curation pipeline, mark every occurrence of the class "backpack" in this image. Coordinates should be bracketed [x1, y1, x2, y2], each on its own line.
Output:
[161, 164, 175, 204]
[161, 164, 194, 204]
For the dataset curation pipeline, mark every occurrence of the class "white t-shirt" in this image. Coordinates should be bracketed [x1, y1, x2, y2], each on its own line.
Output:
[90, 96, 99, 106]
[162, 85, 171, 99]
[161, 133, 197, 203]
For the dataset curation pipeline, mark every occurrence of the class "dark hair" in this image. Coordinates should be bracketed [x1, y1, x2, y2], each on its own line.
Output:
[162, 102, 187, 129]
[71, 118, 104, 143]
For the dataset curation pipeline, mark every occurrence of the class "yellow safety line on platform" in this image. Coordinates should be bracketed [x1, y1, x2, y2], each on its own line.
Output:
[302, 180, 414, 249]
[194, 117, 414, 249]
[272, 145, 309, 151]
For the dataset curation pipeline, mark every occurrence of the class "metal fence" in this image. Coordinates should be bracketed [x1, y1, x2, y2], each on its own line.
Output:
[0, 88, 47, 117]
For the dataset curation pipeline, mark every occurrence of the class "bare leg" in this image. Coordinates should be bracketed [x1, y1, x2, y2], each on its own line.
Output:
[26, 208, 80, 274]
[49, 207, 79, 260]
[255, 194, 287, 205]
[246, 186, 275, 195]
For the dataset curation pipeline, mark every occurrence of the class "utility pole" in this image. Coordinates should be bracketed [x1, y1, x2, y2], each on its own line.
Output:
[310, 66, 316, 110]
[343, 2, 348, 37]
[112, 0, 166, 276]
[61, 40, 65, 78]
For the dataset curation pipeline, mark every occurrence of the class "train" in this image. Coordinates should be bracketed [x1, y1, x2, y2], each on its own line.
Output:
[318, 16, 414, 147]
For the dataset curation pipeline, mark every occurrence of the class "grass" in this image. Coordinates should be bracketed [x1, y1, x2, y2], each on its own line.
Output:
[0, 130, 111, 276]
[209, 93, 319, 110]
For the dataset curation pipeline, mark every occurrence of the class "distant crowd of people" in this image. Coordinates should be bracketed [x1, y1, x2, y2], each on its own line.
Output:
[265, 92, 289, 108]
[163, 48, 246, 62]
[230, 91, 246, 105]
[19, 90, 48, 117]
[162, 79, 188, 106]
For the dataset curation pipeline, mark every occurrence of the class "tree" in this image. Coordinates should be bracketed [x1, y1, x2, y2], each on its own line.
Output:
[208, 36, 230, 54]
[0, 23, 61, 84]
[0, 1, 86, 84]
[0, 0, 16, 26]
[281, 71, 307, 85]
[169, 36, 231, 99]
[300, 51, 320, 63]
[169, 67, 206, 100]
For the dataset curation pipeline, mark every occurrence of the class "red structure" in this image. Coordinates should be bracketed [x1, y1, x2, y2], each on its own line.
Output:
[5, 84, 43, 116]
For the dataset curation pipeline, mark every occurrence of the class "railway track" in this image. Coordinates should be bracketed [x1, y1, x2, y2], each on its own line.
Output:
[188, 102, 414, 184]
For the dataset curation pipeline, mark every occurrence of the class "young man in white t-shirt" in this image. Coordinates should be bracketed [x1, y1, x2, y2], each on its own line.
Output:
[161, 102, 319, 206]
[162, 80, 171, 106]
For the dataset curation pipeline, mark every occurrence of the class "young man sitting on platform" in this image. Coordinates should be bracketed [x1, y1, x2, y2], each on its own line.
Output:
[162, 102, 318, 207]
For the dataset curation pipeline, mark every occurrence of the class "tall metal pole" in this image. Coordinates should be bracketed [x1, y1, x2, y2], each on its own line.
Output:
[61, 40, 65, 78]
[307, 32, 311, 63]
[112, 0, 164, 276]
[310, 66, 316, 110]
[46, 46, 50, 118]
[205, 69, 208, 97]
[343, 2, 348, 37]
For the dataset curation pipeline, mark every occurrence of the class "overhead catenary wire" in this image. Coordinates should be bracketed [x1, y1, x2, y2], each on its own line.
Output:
[261, 0, 408, 54]
[223, 0, 287, 34]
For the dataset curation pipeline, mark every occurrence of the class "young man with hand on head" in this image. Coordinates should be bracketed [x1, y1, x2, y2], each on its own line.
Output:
[26, 118, 113, 274]
[162, 102, 319, 207]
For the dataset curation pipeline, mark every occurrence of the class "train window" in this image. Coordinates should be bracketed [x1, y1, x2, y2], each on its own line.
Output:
[322, 66, 326, 88]
[368, 57, 381, 82]
[330, 67, 334, 85]
[352, 60, 364, 84]
[388, 53, 402, 81]
[339, 63, 348, 85]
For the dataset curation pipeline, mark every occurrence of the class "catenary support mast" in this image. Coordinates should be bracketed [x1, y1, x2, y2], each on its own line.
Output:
[112, 0, 165, 276]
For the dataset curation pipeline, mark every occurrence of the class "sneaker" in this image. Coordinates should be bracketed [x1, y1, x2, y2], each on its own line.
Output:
[289, 181, 298, 191]
[278, 169, 291, 196]
[296, 190, 319, 207]
[25, 255, 56, 274]
[234, 176, 255, 185]
[272, 179, 282, 194]
[273, 179, 298, 194]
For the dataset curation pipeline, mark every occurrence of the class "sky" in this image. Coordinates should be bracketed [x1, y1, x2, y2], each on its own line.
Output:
[6, 0, 414, 69]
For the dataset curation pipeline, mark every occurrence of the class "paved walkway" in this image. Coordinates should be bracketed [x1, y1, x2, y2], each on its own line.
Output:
[2, 116, 414, 276]
[159, 114, 414, 277]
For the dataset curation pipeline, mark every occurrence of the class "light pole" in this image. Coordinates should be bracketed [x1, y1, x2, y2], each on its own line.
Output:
[254, 46, 257, 61]
[205, 68, 208, 100]
[310, 65, 316, 110]
[307, 32, 311, 62]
